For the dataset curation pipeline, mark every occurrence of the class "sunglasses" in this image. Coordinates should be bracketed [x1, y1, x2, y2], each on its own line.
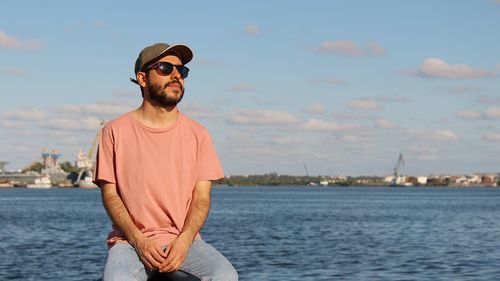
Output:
[146, 62, 189, 79]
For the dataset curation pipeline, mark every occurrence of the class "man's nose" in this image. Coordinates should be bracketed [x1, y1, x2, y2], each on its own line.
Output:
[171, 66, 182, 79]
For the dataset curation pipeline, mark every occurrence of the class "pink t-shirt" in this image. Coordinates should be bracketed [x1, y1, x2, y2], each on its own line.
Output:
[93, 111, 224, 248]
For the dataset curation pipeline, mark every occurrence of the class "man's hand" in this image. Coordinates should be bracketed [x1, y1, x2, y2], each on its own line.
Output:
[133, 236, 167, 270]
[158, 234, 191, 272]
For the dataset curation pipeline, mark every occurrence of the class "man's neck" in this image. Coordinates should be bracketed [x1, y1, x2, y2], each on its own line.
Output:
[133, 101, 180, 129]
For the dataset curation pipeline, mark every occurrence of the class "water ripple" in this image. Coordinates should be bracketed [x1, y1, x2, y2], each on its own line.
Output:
[1, 187, 500, 280]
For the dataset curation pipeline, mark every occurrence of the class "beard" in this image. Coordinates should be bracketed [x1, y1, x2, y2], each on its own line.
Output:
[148, 79, 184, 108]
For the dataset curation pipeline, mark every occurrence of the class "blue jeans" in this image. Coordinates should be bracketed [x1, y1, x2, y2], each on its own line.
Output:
[103, 240, 238, 281]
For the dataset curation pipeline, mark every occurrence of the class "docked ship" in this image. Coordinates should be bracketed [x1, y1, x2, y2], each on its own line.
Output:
[77, 176, 97, 188]
[27, 175, 53, 189]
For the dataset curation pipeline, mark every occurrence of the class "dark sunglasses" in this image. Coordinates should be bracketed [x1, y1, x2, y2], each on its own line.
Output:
[146, 62, 189, 78]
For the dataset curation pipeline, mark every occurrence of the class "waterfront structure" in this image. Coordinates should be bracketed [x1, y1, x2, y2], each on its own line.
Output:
[0, 161, 8, 174]
[392, 152, 405, 186]
[75, 120, 105, 188]
[416, 176, 428, 185]
[26, 175, 52, 189]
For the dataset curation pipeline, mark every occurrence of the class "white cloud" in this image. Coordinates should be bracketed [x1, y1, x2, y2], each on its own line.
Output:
[456, 107, 500, 120]
[446, 85, 487, 95]
[54, 104, 83, 114]
[0, 30, 42, 49]
[270, 136, 304, 145]
[375, 118, 398, 129]
[230, 83, 256, 92]
[484, 107, 500, 119]
[227, 109, 299, 125]
[0, 68, 25, 76]
[316, 40, 363, 56]
[0, 120, 25, 129]
[405, 128, 457, 142]
[43, 116, 102, 131]
[485, 132, 500, 142]
[476, 95, 500, 105]
[367, 41, 386, 56]
[1, 108, 45, 121]
[93, 21, 106, 28]
[54, 103, 132, 116]
[347, 99, 381, 110]
[302, 118, 340, 132]
[251, 97, 276, 105]
[456, 109, 481, 120]
[113, 90, 137, 97]
[413, 58, 496, 79]
[418, 154, 438, 161]
[430, 130, 458, 141]
[181, 102, 217, 119]
[408, 144, 437, 154]
[315, 40, 386, 57]
[245, 25, 260, 35]
[303, 103, 325, 114]
[339, 134, 371, 143]
[81, 103, 133, 116]
[404, 128, 426, 137]
[310, 77, 346, 85]
[375, 95, 411, 103]
[43, 118, 79, 130]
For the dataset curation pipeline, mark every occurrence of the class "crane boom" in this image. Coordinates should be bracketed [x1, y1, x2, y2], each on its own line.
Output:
[303, 163, 310, 177]
[393, 152, 405, 185]
[87, 120, 105, 161]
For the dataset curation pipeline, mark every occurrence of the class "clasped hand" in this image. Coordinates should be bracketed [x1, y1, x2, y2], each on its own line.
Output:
[134, 235, 191, 272]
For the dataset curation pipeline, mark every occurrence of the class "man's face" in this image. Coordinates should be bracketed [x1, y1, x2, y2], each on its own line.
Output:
[145, 55, 185, 108]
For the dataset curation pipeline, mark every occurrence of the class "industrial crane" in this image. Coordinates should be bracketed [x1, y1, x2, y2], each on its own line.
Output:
[76, 120, 105, 187]
[393, 152, 405, 185]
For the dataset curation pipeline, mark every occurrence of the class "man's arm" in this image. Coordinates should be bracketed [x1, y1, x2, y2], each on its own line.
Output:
[159, 180, 212, 272]
[100, 181, 166, 269]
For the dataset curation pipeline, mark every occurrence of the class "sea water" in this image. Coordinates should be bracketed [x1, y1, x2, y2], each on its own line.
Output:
[1, 186, 499, 280]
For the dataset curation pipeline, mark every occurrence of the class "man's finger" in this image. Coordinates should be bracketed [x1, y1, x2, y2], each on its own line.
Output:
[159, 256, 177, 272]
[140, 256, 153, 270]
[150, 247, 166, 264]
[146, 251, 163, 269]
[157, 245, 168, 258]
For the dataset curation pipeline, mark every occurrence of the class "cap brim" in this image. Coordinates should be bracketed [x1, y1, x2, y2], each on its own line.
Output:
[156, 44, 193, 65]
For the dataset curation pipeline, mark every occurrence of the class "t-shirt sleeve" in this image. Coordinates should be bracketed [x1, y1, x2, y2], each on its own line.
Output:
[196, 130, 224, 181]
[93, 126, 117, 186]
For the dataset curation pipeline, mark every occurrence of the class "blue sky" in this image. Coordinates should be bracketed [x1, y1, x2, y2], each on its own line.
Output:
[1, 1, 499, 176]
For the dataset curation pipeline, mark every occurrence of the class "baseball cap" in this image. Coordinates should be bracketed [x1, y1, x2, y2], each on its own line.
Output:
[130, 42, 193, 84]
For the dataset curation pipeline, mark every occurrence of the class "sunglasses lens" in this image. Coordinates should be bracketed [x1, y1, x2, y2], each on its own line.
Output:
[157, 63, 174, 75]
[177, 66, 189, 78]
[152, 63, 189, 78]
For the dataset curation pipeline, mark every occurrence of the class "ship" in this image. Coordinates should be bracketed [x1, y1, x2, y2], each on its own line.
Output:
[77, 176, 97, 188]
[27, 175, 53, 189]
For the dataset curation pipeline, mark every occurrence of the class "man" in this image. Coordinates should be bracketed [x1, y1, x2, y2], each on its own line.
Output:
[94, 42, 238, 281]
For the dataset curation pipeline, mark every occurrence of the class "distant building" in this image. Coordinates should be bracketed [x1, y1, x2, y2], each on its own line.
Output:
[467, 174, 481, 184]
[481, 174, 497, 185]
[0, 161, 8, 174]
[416, 176, 428, 185]
[384, 176, 394, 183]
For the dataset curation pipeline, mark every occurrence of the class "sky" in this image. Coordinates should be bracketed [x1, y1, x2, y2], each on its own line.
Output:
[1, 0, 499, 176]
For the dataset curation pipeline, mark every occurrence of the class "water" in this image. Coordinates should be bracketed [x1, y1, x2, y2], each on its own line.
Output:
[1, 187, 500, 280]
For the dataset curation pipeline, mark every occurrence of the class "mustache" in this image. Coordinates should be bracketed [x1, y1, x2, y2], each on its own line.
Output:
[165, 79, 183, 91]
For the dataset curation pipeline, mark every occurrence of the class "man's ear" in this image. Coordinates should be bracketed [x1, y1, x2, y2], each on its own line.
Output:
[137, 72, 147, 88]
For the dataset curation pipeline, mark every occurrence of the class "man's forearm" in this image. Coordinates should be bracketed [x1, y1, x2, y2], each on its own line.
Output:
[101, 182, 143, 246]
[180, 180, 212, 242]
